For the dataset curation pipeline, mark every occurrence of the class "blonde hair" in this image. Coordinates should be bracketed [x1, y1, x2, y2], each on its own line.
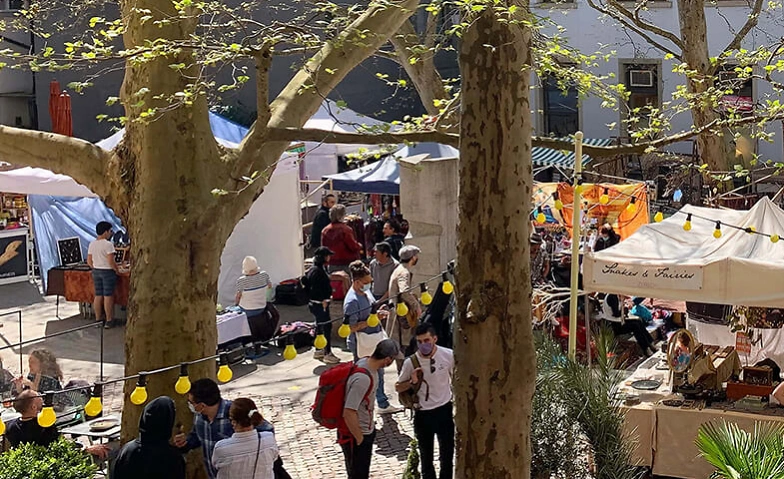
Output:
[242, 256, 259, 275]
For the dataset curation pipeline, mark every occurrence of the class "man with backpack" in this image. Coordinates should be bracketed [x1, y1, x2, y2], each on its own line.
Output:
[312, 339, 402, 479]
[396, 323, 455, 479]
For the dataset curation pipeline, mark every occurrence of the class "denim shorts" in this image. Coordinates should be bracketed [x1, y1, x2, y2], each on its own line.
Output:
[92, 269, 117, 296]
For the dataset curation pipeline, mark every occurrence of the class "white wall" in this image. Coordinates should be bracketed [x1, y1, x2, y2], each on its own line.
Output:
[530, 0, 784, 162]
[217, 155, 303, 306]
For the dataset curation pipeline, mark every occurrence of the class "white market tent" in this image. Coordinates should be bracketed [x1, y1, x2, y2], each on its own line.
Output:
[584, 197, 784, 308]
[0, 112, 304, 307]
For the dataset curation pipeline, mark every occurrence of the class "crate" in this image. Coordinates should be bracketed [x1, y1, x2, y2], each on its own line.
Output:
[726, 381, 774, 401]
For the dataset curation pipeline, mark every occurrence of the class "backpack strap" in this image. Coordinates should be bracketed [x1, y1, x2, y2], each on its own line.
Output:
[408, 355, 429, 404]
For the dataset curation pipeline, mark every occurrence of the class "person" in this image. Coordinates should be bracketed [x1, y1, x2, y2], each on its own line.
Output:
[302, 247, 340, 364]
[593, 223, 621, 252]
[673, 330, 691, 361]
[13, 349, 68, 409]
[321, 204, 362, 273]
[310, 194, 336, 249]
[5, 389, 110, 459]
[174, 379, 290, 479]
[396, 324, 455, 479]
[87, 221, 120, 328]
[629, 297, 653, 324]
[387, 245, 422, 369]
[236, 256, 273, 337]
[600, 294, 656, 357]
[341, 339, 403, 479]
[344, 260, 402, 415]
[212, 398, 278, 479]
[530, 233, 550, 285]
[369, 242, 398, 302]
[383, 219, 406, 261]
[112, 396, 186, 479]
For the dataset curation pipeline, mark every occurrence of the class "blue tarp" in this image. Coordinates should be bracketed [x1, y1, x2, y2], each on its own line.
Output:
[29, 196, 123, 290]
[323, 157, 400, 195]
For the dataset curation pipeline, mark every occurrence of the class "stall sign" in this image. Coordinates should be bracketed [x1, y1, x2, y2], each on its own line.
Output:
[0, 233, 27, 281]
[589, 260, 704, 291]
[735, 332, 752, 355]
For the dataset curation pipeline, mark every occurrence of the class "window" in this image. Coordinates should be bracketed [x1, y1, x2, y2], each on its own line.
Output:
[542, 75, 579, 137]
[717, 64, 753, 115]
[0, 0, 23, 10]
[622, 63, 660, 132]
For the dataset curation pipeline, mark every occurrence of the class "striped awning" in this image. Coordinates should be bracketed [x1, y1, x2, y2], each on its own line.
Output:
[532, 138, 614, 169]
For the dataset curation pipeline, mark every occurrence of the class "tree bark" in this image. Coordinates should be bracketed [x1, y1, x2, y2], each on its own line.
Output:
[676, 0, 730, 172]
[454, 4, 536, 479]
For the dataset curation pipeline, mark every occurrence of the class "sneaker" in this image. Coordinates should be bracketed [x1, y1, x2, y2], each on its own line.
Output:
[323, 353, 340, 364]
[377, 405, 404, 414]
[313, 350, 325, 360]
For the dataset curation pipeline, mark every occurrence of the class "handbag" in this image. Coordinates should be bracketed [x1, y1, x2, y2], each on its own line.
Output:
[356, 329, 387, 358]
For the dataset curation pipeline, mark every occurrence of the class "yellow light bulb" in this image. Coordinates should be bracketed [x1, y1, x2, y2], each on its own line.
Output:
[314, 334, 328, 350]
[683, 221, 692, 232]
[283, 344, 298, 361]
[599, 194, 609, 205]
[713, 228, 722, 239]
[338, 323, 351, 338]
[84, 396, 103, 416]
[217, 365, 233, 383]
[554, 199, 564, 211]
[748, 226, 756, 233]
[654, 211, 664, 223]
[772, 234, 780, 243]
[421, 291, 433, 306]
[574, 184, 584, 195]
[130, 386, 148, 405]
[626, 202, 637, 214]
[367, 313, 380, 327]
[442, 280, 454, 295]
[0, 418, 5, 436]
[536, 212, 546, 223]
[396, 302, 409, 317]
[175, 376, 191, 395]
[38, 407, 57, 427]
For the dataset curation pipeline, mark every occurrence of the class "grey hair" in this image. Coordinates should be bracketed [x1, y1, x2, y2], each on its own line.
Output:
[329, 204, 346, 223]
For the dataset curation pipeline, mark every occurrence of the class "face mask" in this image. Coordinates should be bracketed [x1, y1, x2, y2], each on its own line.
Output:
[188, 402, 198, 414]
[418, 342, 434, 356]
[362, 283, 372, 292]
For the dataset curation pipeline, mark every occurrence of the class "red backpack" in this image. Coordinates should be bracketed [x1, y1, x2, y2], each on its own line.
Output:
[312, 362, 373, 442]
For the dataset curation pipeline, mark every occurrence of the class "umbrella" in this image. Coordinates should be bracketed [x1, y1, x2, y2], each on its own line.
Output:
[48, 80, 60, 134]
[48, 80, 73, 137]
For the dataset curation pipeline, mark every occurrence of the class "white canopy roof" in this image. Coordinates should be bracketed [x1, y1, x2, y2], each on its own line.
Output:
[584, 197, 784, 308]
[0, 166, 97, 197]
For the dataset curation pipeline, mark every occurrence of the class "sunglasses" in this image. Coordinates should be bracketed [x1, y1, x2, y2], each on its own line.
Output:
[430, 359, 436, 374]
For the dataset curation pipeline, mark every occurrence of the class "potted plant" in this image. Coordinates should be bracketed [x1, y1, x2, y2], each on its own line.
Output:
[0, 438, 99, 479]
[696, 420, 784, 479]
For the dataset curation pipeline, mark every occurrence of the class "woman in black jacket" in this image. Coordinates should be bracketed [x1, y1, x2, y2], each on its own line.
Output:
[593, 224, 621, 252]
[301, 247, 338, 364]
[112, 396, 185, 479]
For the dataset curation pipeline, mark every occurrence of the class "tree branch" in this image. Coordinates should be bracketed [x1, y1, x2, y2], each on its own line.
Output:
[586, 0, 684, 60]
[389, 19, 449, 117]
[0, 127, 112, 198]
[269, 109, 784, 159]
[716, 0, 764, 74]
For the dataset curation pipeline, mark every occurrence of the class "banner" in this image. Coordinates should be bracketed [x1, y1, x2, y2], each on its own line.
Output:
[0, 230, 28, 284]
[588, 260, 704, 291]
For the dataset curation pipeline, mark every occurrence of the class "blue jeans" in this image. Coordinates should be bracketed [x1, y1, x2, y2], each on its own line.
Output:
[350, 339, 390, 408]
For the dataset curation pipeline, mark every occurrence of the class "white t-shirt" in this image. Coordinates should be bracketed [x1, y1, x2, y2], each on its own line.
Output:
[87, 238, 115, 270]
[398, 346, 454, 410]
[236, 272, 271, 310]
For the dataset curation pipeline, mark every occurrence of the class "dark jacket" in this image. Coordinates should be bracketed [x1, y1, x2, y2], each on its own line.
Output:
[301, 262, 333, 301]
[593, 232, 620, 252]
[310, 206, 331, 248]
[5, 417, 59, 448]
[112, 396, 186, 479]
[384, 234, 406, 261]
[321, 223, 362, 265]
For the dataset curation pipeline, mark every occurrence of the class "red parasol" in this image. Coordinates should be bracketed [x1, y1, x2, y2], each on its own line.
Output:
[48, 80, 60, 134]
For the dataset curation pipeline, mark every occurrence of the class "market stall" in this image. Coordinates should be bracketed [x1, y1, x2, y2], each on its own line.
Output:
[584, 197, 784, 479]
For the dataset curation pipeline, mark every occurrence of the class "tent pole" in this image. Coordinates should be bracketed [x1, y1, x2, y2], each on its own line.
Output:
[568, 132, 584, 361]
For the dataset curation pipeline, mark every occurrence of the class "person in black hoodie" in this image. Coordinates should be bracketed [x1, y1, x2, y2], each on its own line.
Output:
[112, 396, 185, 479]
[302, 247, 340, 364]
[382, 219, 406, 261]
[310, 194, 336, 249]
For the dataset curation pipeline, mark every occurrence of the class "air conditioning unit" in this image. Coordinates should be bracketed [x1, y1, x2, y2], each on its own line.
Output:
[629, 69, 654, 88]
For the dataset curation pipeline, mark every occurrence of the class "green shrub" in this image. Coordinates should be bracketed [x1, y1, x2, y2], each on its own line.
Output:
[0, 437, 99, 479]
[402, 438, 421, 479]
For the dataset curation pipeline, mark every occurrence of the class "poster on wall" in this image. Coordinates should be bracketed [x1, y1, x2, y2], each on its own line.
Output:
[0, 232, 28, 284]
[588, 260, 704, 291]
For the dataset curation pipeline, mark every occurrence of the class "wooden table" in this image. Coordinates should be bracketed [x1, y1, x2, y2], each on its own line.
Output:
[47, 267, 130, 307]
